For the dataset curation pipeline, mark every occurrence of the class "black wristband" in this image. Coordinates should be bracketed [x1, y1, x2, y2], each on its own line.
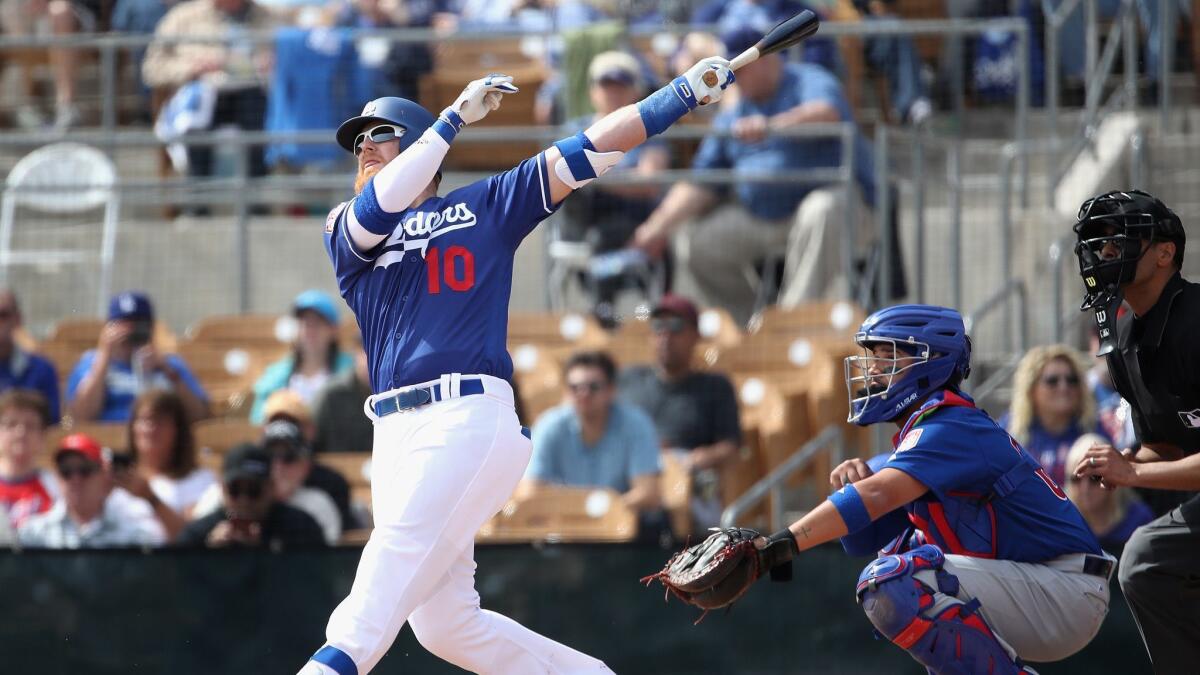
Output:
[766, 528, 799, 557]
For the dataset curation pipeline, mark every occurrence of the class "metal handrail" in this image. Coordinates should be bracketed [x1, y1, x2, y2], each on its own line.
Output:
[720, 425, 844, 531]
[964, 278, 1028, 403]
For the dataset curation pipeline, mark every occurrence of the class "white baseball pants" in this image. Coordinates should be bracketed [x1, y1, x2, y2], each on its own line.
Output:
[299, 374, 611, 675]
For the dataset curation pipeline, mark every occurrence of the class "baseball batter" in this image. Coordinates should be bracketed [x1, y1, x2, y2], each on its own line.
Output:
[662, 305, 1114, 674]
[297, 58, 736, 675]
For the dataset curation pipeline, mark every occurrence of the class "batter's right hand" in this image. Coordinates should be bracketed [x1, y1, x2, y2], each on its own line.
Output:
[449, 74, 519, 126]
[681, 56, 734, 106]
[830, 458, 874, 490]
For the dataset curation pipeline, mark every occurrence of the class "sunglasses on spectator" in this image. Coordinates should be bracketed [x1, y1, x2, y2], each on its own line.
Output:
[651, 317, 688, 334]
[353, 124, 404, 156]
[271, 447, 303, 464]
[1040, 374, 1081, 388]
[567, 380, 606, 395]
[227, 480, 265, 500]
[57, 462, 99, 480]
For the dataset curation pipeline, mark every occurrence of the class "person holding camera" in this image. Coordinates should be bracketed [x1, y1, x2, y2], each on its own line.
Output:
[65, 291, 209, 424]
[177, 442, 325, 549]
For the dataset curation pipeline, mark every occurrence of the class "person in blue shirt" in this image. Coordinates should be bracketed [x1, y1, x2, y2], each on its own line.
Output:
[66, 291, 209, 423]
[0, 290, 60, 423]
[300, 50, 737, 675]
[632, 27, 877, 325]
[523, 350, 662, 515]
[721, 305, 1112, 674]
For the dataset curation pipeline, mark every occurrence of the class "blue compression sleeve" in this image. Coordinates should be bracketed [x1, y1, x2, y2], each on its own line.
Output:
[637, 76, 698, 137]
[829, 483, 872, 534]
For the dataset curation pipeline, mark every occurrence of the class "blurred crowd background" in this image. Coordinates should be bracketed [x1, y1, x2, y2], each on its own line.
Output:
[0, 0, 1194, 556]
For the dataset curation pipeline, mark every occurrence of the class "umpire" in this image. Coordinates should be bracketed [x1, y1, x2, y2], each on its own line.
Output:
[1072, 189, 1200, 674]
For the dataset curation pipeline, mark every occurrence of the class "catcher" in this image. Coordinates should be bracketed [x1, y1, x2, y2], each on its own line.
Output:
[646, 304, 1114, 674]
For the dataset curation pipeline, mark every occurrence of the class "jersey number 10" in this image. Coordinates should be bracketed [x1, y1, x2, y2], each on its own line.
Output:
[425, 246, 475, 294]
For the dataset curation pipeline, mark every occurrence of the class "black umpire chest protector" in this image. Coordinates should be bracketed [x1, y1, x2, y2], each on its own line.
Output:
[1105, 273, 1200, 454]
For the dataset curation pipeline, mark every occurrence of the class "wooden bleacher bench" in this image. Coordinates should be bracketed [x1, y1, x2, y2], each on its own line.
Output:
[193, 417, 259, 457]
[660, 451, 694, 539]
[476, 485, 637, 544]
[47, 421, 128, 454]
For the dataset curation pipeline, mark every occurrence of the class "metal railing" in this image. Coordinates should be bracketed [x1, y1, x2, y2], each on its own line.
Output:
[720, 425, 844, 531]
[964, 278, 1028, 402]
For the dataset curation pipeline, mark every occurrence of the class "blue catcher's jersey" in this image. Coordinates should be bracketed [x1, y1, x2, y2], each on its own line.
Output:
[324, 153, 558, 393]
[882, 390, 1102, 562]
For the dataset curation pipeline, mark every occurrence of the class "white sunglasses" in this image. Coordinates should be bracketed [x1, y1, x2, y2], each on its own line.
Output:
[353, 124, 404, 155]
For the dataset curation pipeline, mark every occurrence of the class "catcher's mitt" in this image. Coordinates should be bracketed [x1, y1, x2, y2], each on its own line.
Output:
[641, 527, 798, 621]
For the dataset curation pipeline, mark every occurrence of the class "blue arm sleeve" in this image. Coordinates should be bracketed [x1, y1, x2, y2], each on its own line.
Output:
[65, 353, 92, 404]
[840, 507, 910, 556]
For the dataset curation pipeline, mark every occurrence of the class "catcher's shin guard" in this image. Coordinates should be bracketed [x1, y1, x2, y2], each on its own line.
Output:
[855, 545, 1032, 675]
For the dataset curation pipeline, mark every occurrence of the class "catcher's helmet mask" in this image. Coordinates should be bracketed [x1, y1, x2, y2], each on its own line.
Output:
[1073, 189, 1185, 311]
[845, 305, 971, 426]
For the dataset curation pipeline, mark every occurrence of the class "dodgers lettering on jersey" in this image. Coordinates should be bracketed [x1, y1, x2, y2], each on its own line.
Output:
[325, 153, 558, 393]
[882, 390, 1102, 562]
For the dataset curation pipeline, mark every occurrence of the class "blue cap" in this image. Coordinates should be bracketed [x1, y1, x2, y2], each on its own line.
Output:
[292, 289, 339, 325]
[721, 27, 764, 59]
[107, 291, 154, 322]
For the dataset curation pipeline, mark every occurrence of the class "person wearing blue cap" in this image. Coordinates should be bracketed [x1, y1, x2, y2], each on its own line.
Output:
[632, 26, 878, 325]
[66, 291, 209, 423]
[249, 289, 354, 424]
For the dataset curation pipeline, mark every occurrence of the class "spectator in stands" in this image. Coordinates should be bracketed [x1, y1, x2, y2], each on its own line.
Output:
[111, 0, 169, 118]
[1064, 433, 1154, 550]
[852, 0, 933, 125]
[311, 343, 372, 454]
[0, 390, 56, 529]
[250, 289, 353, 424]
[1047, 0, 1170, 100]
[632, 27, 877, 326]
[618, 295, 741, 529]
[19, 433, 166, 548]
[177, 442, 325, 548]
[191, 418, 342, 543]
[523, 351, 664, 530]
[334, 0, 433, 103]
[1086, 324, 1135, 450]
[115, 390, 216, 527]
[559, 51, 671, 325]
[141, 0, 277, 180]
[0, 0, 93, 129]
[0, 290, 59, 422]
[1002, 344, 1109, 486]
[66, 291, 209, 423]
[261, 390, 356, 530]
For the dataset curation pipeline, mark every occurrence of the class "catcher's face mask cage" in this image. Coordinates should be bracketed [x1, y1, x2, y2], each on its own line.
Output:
[845, 337, 930, 426]
[1073, 190, 1182, 310]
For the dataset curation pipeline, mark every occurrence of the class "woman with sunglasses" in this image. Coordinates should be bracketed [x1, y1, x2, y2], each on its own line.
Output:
[304, 52, 736, 675]
[1002, 345, 1111, 486]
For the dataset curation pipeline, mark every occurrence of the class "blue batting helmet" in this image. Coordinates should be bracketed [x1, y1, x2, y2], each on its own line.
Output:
[336, 97, 436, 154]
[844, 304, 972, 426]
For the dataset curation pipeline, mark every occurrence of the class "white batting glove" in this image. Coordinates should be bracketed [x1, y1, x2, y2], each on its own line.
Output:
[680, 57, 735, 106]
[447, 73, 519, 126]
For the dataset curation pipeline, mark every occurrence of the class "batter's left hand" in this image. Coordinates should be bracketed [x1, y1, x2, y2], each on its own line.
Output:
[449, 74, 519, 126]
[1074, 443, 1138, 488]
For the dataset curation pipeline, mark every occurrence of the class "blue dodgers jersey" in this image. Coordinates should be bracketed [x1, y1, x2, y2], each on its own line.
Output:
[325, 153, 558, 393]
[882, 390, 1102, 562]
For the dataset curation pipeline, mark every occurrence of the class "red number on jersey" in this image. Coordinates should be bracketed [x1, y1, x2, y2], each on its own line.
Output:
[425, 246, 476, 294]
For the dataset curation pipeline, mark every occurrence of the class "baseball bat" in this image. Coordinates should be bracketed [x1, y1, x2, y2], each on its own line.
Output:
[701, 10, 821, 88]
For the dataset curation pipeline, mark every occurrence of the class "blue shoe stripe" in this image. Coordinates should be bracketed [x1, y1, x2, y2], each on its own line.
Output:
[312, 646, 358, 675]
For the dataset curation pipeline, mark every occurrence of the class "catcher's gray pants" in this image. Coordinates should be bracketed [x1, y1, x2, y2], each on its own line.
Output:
[679, 186, 873, 326]
[917, 552, 1113, 663]
[1118, 493, 1200, 675]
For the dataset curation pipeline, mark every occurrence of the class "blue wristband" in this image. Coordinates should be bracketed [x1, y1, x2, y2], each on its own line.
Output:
[829, 483, 872, 534]
[637, 76, 698, 138]
[433, 108, 465, 144]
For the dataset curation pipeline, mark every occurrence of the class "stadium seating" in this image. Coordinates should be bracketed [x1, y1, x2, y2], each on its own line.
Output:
[476, 485, 637, 544]
[193, 417, 259, 457]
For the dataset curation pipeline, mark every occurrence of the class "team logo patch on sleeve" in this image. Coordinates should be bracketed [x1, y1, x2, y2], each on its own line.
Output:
[325, 202, 347, 233]
[896, 428, 923, 452]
